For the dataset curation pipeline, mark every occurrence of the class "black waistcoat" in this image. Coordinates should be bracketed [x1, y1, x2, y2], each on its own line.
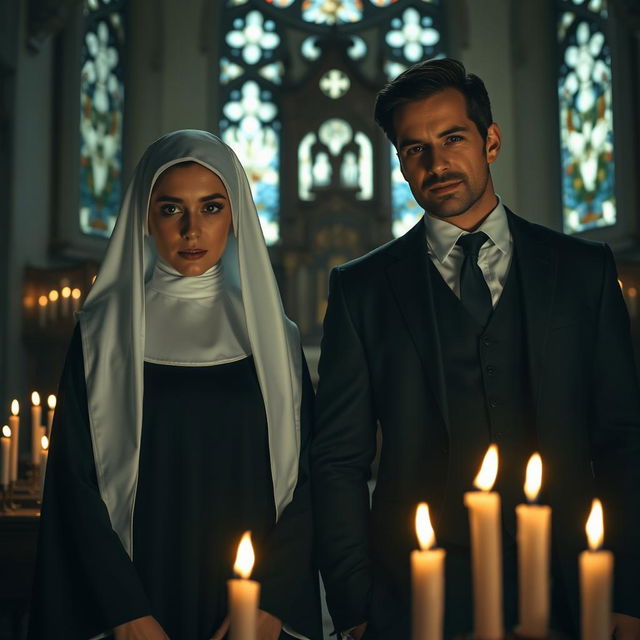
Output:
[431, 253, 537, 547]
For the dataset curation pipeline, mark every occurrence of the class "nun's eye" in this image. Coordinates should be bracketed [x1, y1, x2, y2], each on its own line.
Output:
[159, 204, 180, 216]
[203, 202, 223, 214]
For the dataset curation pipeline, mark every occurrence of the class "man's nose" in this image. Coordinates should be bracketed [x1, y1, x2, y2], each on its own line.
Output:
[425, 146, 449, 176]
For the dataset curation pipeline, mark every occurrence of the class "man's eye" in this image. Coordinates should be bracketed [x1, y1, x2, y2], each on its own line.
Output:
[160, 204, 179, 215]
[447, 135, 463, 144]
[407, 145, 422, 156]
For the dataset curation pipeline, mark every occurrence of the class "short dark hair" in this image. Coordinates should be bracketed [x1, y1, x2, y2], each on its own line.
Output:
[374, 58, 493, 145]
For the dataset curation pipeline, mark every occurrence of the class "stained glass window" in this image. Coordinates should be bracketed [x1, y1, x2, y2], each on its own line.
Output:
[80, 0, 126, 238]
[219, 0, 447, 243]
[557, 0, 616, 234]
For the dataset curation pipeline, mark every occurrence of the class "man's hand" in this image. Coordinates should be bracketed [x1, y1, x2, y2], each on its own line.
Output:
[612, 613, 640, 640]
[113, 615, 170, 640]
[210, 609, 282, 640]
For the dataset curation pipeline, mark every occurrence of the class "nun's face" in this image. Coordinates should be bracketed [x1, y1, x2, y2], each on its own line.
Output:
[148, 162, 232, 276]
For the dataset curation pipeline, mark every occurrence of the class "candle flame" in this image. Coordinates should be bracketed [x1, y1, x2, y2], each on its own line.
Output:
[11, 400, 19, 416]
[524, 453, 542, 502]
[48, 394, 57, 410]
[629, 287, 638, 298]
[38, 295, 48, 307]
[49, 290, 59, 302]
[71, 288, 81, 300]
[473, 444, 499, 491]
[415, 502, 436, 550]
[32, 391, 40, 406]
[2, 425, 10, 438]
[586, 498, 604, 551]
[41, 435, 49, 450]
[61, 286, 71, 298]
[233, 531, 255, 579]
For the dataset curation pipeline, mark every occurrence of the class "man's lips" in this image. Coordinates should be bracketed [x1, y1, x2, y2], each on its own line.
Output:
[429, 180, 462, 194]
[178, 249, 208, 260]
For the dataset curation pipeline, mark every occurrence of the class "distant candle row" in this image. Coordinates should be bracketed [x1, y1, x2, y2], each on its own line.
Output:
[412, 446, 612, 640]
[0, 394, 56, 487]
[37, 288, 82, 325]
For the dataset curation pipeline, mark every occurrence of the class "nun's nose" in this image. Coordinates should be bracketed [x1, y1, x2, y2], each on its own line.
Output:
[180, 213, 201, 239]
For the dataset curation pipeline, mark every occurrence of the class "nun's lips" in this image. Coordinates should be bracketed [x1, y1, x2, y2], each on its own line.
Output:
[178, 249, 208, 260]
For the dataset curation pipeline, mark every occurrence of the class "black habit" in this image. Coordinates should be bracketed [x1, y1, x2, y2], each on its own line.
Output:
[28, 327, 322, 640]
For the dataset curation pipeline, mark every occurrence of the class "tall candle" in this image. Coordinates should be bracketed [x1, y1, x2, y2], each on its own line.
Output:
[228, 531, 260, 640]
[40, 435, 49, 499]
[516, 453, 551, 638]
[411, 503, 445, 640]
[38, 295, 48, 328]
[1, 426, 10, 487]
[464, 444, 503, 640]
[8, 401, 19, 482]
[580, 499, 613, 640]
[47, 395, 56, 436]
[48, 289, 59, 322]
[31, 392, 42, 465]
[61, 286, 71, 317]
[71, 288, 82, 313]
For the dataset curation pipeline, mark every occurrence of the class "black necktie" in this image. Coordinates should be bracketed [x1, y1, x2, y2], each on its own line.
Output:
[456, 232, 493, 326]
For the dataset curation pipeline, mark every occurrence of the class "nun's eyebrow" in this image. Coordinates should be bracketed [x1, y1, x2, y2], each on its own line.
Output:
[154, 193, 228, 203]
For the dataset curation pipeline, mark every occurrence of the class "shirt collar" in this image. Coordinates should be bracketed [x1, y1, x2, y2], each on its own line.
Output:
[424, 197, 511, 264]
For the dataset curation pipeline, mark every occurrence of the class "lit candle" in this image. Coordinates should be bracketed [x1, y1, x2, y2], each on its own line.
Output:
[464, 444, 503, 640]
[228, 531, 260, 640]
[71, 288, 82, 313]
[40, 435, 49, 499]
[61, 286, 71, 317]
[47, 394, 56, 436]
[580, 499, 613, 640]
[38, 295, 48, 328]
[31, 392, 42, 465]
[627, 287, 637, 319]
[1, 426, 10, 487]
[516, 453, 551, 638]
[8, 401, 19, 483]
[48, 289, 59, 321]
[411, 503, 445, 640]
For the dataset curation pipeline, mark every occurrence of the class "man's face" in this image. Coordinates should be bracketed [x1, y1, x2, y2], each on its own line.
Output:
[393, 88, 501, 226]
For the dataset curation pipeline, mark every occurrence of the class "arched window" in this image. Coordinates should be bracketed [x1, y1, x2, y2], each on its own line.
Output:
[218, 0, 447, 245]
[556, 0, 615, 234]
[79, 0, 126, 238]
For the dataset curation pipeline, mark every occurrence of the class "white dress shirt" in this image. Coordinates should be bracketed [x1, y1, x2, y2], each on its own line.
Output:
[423, 198, 513, 308]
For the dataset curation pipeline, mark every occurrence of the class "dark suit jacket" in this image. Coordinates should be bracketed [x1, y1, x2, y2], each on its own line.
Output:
[311, 210, 640, 634]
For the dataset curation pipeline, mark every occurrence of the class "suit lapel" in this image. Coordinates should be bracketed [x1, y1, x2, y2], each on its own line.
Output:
[385, 220, 449, 432]
[507, 210, 558, 416]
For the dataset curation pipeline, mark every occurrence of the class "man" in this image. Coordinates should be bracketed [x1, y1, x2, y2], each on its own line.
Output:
[311, 58, 640, 639]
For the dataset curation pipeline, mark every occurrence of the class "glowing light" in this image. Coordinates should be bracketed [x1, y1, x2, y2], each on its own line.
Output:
[474, 444, 499, 491]
[71, 288, 82, 300]
[586, 499, 604, 551]
[415, 502, 436, 550]
[31, 392, 40, 406]
[11, 400, 19, 416]
[2, 426, 10, 438]
[233, 531, 255, 579]
[48, 395, 57, 410]
[61, 286, 71, 299]
[38, 296, 48, 307]
[524, 453, 543, 503]
[49, 290, 59, 302]
[41, 435, 49, 451]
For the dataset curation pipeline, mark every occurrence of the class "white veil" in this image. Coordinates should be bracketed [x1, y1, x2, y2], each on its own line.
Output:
[77, 130, 302, 557]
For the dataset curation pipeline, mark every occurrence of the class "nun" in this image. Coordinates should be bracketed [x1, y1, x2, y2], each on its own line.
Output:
[28, 130, 322, 640]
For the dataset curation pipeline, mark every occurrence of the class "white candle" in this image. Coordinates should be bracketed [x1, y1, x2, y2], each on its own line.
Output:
[464, 444, 503, 640]
[38, 295, 48, 328]
[8, 400, 19, 482]
[411, 503, 445, 640]
[228, 531, 260, 640]
[580, 499, 613, 640]
[516, 453, 551, 638]
[1, 426, 10, 487]
[31, 392, 42, 465]
[40, 435, 49, 499]
[61, 286, 71, 317]
[48, 289, 59, 322]
[47, 394, 56, 436]
[71, 288, 82, 313]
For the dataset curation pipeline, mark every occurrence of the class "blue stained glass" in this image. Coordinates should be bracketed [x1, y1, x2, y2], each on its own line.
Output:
[302, 0, 364, 25]
[557, 8, 616, 234]
[79, 1, 125, 238]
